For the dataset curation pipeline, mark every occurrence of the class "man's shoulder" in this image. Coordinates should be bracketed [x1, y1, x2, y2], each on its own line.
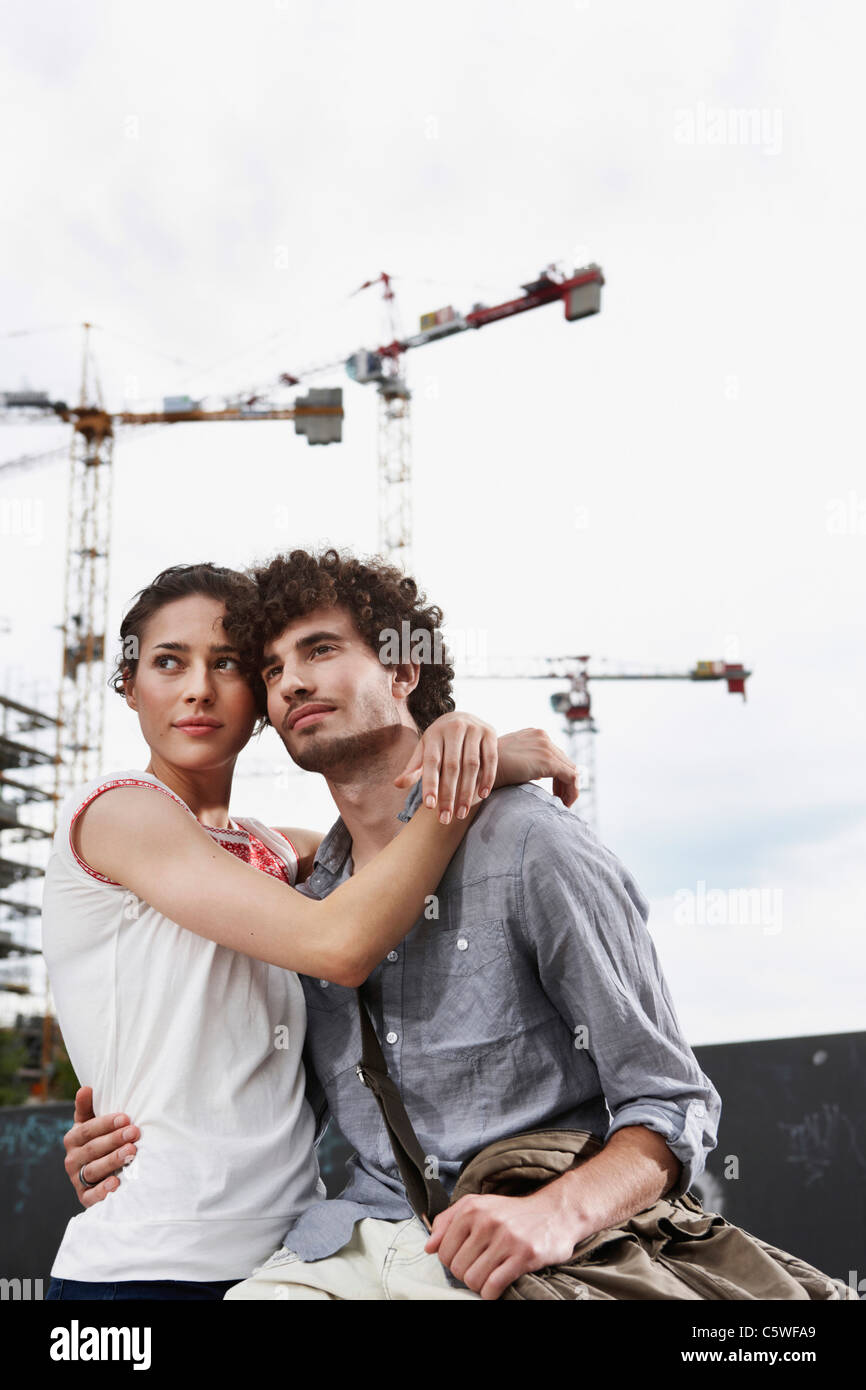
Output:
[465, 786, 648, 920]
[456, 783, 601, 868]
[472, 782, 595, 841]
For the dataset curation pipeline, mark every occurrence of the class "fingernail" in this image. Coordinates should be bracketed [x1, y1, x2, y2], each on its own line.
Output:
[439, 810, 451, 825]
[457, 806, 467, 819]
[122, 1127, 136, 1141]
[113, 1115, 128, 1127]
[479, 788, 489, 798]
[425, 794, 436, 808]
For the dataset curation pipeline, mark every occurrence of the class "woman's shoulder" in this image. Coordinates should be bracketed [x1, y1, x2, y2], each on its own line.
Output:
[53, 770, 197, 886]
[60, 770, 193, 827]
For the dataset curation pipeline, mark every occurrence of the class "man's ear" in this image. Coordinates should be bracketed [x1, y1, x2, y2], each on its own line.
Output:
[390, 661, 421, 704]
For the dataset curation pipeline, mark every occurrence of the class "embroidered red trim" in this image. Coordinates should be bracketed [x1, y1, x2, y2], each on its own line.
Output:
[69, 778, 294, 888]
[273, 829, 300, 865]
[69, 777, 193, 885]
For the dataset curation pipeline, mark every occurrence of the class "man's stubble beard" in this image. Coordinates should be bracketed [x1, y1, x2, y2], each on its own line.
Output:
[277, 691, 408, 781]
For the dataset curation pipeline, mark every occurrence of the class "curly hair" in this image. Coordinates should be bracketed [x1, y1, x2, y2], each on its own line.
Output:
[223, 547, 455, 732]
[109, 562, 269, 722]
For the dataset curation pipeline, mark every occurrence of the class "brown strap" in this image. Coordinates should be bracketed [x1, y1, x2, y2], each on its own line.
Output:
[355, 993, 450, 1230]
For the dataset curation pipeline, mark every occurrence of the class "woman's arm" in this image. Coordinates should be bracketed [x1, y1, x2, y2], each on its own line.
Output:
[278, 720, 578, 883]
[74, 788, 479, 986]
[395, 722, 580, 809]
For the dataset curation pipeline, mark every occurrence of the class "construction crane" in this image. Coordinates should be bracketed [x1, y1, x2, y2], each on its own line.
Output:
[281, 261, 605, 567]
[2, 259, 602, 791]
[0, 339, 344, 1092]
[1, 324, 344, 802]
[461, 654, 750, 829]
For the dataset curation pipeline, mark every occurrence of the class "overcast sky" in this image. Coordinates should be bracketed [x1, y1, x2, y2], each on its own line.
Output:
[1, 0, 864, 1041]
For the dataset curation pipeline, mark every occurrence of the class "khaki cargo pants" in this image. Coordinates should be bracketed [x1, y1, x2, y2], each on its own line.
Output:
[223, 1216, 483, 1301]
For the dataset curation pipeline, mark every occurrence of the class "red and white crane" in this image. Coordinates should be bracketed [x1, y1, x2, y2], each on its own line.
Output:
[463, 653, 750, 829]
[280, 262, 605, 566]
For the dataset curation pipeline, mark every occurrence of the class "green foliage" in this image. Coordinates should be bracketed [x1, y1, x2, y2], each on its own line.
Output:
[51, 1040, 81, 1101]
[0, 1028, 29, 1106]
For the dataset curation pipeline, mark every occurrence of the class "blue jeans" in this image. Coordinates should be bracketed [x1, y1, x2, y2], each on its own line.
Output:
[46, 1276, 242, 1301]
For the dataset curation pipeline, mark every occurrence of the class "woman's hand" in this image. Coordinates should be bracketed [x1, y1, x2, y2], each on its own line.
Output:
[62, 1086, 139, 1208]
[393, 715, 579, 820]
[393, 711, 498, 823]
[493, 728, 579, 807]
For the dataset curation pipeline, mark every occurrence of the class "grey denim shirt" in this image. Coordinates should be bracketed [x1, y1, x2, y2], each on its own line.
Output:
[284, 780, 721, 1263]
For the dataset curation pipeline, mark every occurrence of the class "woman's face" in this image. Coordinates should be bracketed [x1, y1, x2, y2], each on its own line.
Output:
[123, 594, 258, 773]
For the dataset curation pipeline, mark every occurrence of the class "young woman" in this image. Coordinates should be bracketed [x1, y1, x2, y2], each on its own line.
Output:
[43, 562, 577, 1300]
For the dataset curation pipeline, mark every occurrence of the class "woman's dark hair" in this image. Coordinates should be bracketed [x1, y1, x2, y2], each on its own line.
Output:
[110, 563, 267, 721]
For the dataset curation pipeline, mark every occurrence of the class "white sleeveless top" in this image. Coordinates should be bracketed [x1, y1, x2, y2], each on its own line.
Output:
[41, 770, 326, 1282]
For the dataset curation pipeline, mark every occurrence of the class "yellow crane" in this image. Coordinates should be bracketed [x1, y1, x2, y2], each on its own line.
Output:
[2, 323, 343, 802]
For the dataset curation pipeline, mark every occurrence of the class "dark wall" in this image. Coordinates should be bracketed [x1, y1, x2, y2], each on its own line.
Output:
[691, 1030, 865, 1289]
[0, 1103, 80, 1286]
[316, 1030, 866, 1290]
[1, 1031, 863, 1293]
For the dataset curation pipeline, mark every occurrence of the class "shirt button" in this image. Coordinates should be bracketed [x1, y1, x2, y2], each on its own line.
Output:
[693, 1103, 705, 1117]
[319, 979, 329, 988]
[386, 1031, 398, 1045]
[456, 938, 468, 952]
[387, 951, 398, 962]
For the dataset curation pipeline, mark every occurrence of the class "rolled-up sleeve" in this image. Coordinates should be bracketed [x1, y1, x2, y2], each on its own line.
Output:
[518, 815, 721, 1198]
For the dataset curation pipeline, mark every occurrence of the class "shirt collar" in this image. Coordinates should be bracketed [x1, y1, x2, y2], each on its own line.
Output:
[311, 780, 424, 880]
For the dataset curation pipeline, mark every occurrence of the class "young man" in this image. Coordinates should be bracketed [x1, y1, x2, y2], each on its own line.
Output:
[63, 546, 720, 1301]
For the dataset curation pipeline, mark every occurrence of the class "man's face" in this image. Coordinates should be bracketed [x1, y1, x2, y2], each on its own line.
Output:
[261, 604, 419, 776]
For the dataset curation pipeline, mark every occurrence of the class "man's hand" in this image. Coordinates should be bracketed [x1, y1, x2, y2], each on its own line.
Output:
[425, 1187, 590, 1301]
[425, 1126, 681, 1299]
[63, 1085, 139, 1208]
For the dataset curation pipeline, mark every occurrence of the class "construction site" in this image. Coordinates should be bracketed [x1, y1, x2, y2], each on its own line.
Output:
[0, 0, 862, 1347]
[0, 265, 755, 1079]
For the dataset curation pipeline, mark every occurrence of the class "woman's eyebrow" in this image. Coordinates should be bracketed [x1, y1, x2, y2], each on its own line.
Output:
[151, 641, 240, 654]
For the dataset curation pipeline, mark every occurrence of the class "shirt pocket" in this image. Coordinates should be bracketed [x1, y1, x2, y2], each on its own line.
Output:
[419, 918, 522, 1053]
[302, 976, 360, 1085]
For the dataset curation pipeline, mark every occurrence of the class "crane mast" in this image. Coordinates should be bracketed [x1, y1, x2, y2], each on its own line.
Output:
[34, 337, 343, 803]
[463, 654, 750, 830]
[54, 325, 114, 801]
[344, 262, 604, 568]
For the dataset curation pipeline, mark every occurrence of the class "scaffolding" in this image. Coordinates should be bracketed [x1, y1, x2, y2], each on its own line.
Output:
[0, 691, 61, 1092]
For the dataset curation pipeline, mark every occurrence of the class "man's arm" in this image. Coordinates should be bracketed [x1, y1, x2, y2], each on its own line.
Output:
[426, 1124, 680, 1299]
[514, 811, 720, 1195]
[426, 810, 719, 1299]
[541, 1123, 682, 1231]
